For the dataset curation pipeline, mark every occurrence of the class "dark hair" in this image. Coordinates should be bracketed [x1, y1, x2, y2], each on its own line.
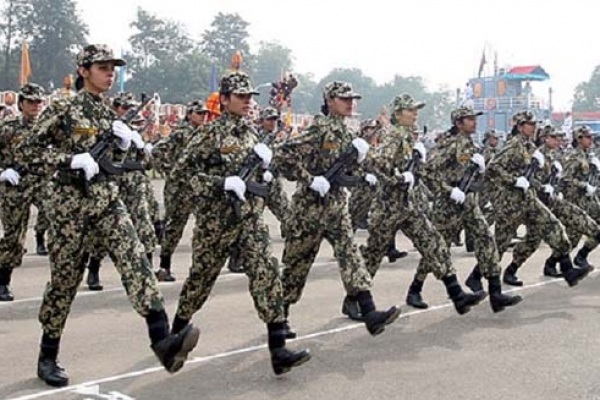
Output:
[320, 98, 329, 116]
[448, 126, 459, 136]
[75, 73, 84, 91]
[511, 125, 519, 136]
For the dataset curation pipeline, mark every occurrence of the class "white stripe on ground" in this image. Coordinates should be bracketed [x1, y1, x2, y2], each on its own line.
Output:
[7, 269, 597, 400]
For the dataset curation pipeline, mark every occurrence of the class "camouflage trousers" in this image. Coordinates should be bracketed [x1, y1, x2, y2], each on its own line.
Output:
[493, 190, 570, 261]
[464, 193, 494, 248]
[510, 196, 600, 264]
[265, 176, 290, 237]
[281, 189, 372, 306]
[564, 194, 600, 252]
[89, 172, 157, 258]
[349, 186, 375, 231]
[362, 189, 455, 281]
[0, 177, 50, 269]
[144, 173, 161, 224]
[175, 201, 284, 323]
[426, 193, 501, 278]
[161, 178, 194, 256]
[39, 180, 164, 339]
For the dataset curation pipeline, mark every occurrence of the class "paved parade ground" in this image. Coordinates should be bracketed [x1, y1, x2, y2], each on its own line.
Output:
[2, 180, 600, 400]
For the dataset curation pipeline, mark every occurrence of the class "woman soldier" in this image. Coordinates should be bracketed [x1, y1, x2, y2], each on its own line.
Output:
[18, 44, 199, 387]
[274, 81, 400, 333]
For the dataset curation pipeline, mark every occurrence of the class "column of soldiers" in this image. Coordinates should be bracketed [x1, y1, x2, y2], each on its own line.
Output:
[0, 43, 596, 389]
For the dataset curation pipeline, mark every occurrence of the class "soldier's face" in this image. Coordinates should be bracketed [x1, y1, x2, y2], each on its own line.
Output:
[545, 136, 560, 149]
[21, 99, 43, 119]
[521, 122, 536, 137]
[580, 136, 593, 149]
[328, 97, 354, 117]
[262, 118, 276, 132]
[79, 62, 115, 94]
[222, 93, 252, 116]
[395, 109, 418, 127]
[489, 137, 499, 147]
[458, 117, 477, 134]
[190, 111, 206, 126]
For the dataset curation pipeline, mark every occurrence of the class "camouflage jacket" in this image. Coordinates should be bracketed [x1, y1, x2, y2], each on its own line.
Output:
[171, 112, 265, 213]
[274, 114, 360, 201]
[152, 121, 197, 175]
[485, 133, 537, 198]
[367, 124, 415, 190]
[561, 147, 594, 200]
[422, 133, 481, 198]
[0, 115, 35, 172]
[482, 145, 498, 164]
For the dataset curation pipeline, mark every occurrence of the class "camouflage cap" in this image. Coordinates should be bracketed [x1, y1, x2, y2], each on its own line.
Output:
[538, 124, 558, 138]
[574, 125, 593, 138]
[113, 92, 137, 108]
[219, 71, 259, 95]
[512, 110, 536, 126]
[485, 129, 499, 139]
[451, 106, 484, 125]
[18, 83, 45, 101]
[259, 106, 279, 120]
[391, 93, 425, 112]
[76, 44, 126, 67]
[360, 118, 380, 132]
[323, 81, 362, 99]
[186, 100, 209, 113]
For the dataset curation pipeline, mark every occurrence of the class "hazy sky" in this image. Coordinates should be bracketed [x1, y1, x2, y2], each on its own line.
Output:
[78, 0, 599, 110]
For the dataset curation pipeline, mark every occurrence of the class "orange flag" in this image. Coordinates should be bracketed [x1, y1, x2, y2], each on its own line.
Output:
[19, 39, 31, 86]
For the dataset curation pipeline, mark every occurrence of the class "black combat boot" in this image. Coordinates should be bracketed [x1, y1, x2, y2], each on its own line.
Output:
[283, 304, 297, 339]
[386, 238, 408, 263]
[502, 262, 523, 286]
[356, 291, 401, 336]
[0, 268, 14, 301]
[559, 255, 593, 287]
[543, 255, 562, 277]
[226, 246, 244, 273]
[268, 322, 311, 375]
[341, 294, 363, 321]
[171, 315, 190, 335]
[488, 276, 523, 313]
[157, 253, 176, 282]
[86, 257, 103, 291]
[443, 274, 487, 315]
[148, 310, 200, 373]
[465, 264, 483, 292]
[405, 275, 428, 309]
[574, 245, 595, 269]
[36, 231, 48, 256]
[37, 334, 69, 387]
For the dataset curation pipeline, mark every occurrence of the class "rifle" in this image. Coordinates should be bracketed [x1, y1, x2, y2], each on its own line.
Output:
[227, 131, 277, 219]
[316, 146, 364, 206]
[80, 93, 153, 196]
[588, 153, 598, 187]
[458, 162, 483, 194]
[400, 149, 422, 190]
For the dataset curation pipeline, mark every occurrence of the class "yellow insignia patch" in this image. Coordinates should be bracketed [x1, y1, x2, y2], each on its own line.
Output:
[523, 152, 531, 160]
[220, 145, 241, 154]
[458, 154, 471, 163]
[583, 163, 590, 174]
[73, 127, 98, 136]
[323, 141, 339, 150]
[404, 145, 412, 155]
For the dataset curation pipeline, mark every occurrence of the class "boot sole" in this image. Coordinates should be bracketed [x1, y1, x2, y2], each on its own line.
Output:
[273, 352, 312, 375]
[168, 326, 200, 373]
[502, 279, 524, 287]
[566, 267, 593, 287]
[491, 295, 523, 313]
[368, 308, 402, 336]
[37, 368, 69, 387]
[406, 297, 429, 309]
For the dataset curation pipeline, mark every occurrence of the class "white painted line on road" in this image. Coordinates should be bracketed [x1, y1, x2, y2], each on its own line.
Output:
[7, 270, 597, 400]
[0, 261, 339, 307]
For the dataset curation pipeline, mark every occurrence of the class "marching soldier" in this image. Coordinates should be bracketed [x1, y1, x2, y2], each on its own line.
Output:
[18, 44, 199, 387]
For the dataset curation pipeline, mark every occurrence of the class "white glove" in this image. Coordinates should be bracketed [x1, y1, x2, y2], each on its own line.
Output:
[130, 130, 145, 149]
[542, 184, 554, 197]
[224, 176, 246, 201]
[253, 143, 273, 169]
[263, 170, 273, 183]
[532, 149, 545, 168]
[413, 142, 427, 162]
[471, 153, 486, 173]
[394, 169, 415, 189]
[552, 161, 563, 177]
[515, 176, 530, 191]
[352, 138, 369, 163]
[70, 152, 99, 181]
[309, 175, 330, 197]
[112, 121, 133, 150]
[0, 168, 20, 186]
[143, 143, 154, 158]
[556, 192, 564, 201]
[586, 183, 597, 197]
[450, 187, 466, 204]
[590, 156, 600, 170]
[365, 173, 378, 186]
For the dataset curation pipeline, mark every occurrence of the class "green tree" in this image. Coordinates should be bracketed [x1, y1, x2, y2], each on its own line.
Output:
[253, 41, 293, 86]
[201, 12, 252, 74]
[21, 0, 88, 90]
[573, 65, 600, 112]
[290, 72, 318, 114]
[0, 0, 32, 89]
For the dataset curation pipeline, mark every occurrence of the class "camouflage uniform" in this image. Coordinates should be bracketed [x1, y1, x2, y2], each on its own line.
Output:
[483, 111, 591, 288]
[0, 84, 51, 301]
[274, 82, 400, 333]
